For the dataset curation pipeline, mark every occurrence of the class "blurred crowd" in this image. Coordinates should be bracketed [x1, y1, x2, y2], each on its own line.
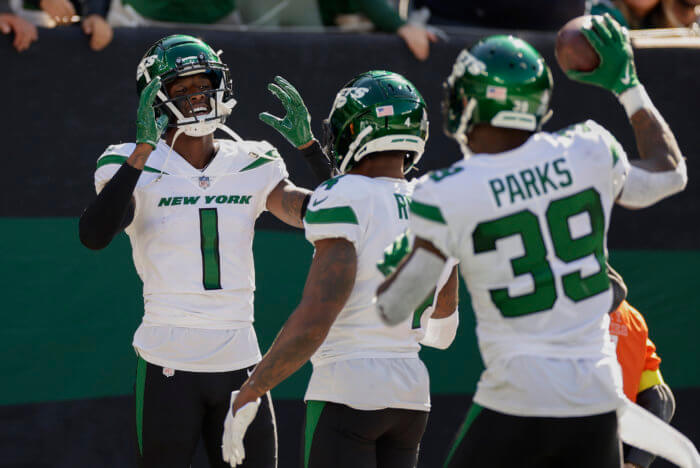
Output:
[1, 0, 699, 56]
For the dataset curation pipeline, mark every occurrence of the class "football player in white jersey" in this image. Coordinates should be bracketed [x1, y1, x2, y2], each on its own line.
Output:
[78, 35, 331, 468]
[376, 17, 687, 468]
[222, 71, 459, 468]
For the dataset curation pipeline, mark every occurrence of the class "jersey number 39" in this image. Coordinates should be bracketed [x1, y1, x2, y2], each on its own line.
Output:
[473, 188, 608, 317]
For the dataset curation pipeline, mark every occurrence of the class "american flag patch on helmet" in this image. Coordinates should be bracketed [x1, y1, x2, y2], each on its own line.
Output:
[486, 86, 507, 101]
[375, 105, 395, 117]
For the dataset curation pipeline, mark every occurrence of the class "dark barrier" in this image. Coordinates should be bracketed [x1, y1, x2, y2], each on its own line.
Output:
[2, 26, 699, 248]
[2, 27, 699, 467]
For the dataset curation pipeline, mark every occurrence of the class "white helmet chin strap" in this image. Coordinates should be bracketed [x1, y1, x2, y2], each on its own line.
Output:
[455, 98, 476, 159]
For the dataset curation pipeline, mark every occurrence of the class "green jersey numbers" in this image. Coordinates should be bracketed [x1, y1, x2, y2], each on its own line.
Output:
[199, 208, 222, 290]
[473, 210, 556, 317]
[547, 189, 608, 301]
[472, 188, 608, 318]
[429, 166, 464, 183]
[377, 230, 413, 277]
[376, 230, 435, 330]
[320, 175, 346, 191]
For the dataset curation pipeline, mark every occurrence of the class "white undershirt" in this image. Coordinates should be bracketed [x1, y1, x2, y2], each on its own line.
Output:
[133, 324, 261, 372]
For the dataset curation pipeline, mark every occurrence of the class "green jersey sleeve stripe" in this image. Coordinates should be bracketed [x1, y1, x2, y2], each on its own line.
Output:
[410, 200, 446, 224]
[240, 150, 280, 172]
[240, 157, 274, 172]
[96, 155, 165, 174]
[305, 206, 359, 225]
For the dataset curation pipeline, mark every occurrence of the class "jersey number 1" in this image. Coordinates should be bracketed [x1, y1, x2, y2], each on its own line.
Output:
[472, 188, 608, 318]
[199, 208, 222, 290]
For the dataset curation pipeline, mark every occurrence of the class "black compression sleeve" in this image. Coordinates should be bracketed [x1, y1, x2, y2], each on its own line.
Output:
[301, 140, 333, 183]
[300, 194, 311, 219]
[624, 383, 676, 468]
[79, 163, 140, 250]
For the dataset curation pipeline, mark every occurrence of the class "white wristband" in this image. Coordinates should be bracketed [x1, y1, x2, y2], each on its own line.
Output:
[618, 85, 654, 118]
[420, 309, 459, 350]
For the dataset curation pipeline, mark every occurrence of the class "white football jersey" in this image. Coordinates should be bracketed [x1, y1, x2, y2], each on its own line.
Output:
[303, 174, 430, 411]
[410, 120, 630, 416]
[94, 138, 288, 371]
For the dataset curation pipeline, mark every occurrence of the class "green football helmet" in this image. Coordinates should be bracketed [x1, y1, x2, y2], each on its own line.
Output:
[136, 34, 237, 138]
[442, 35, 553, 144]
[322, 70, 429, 174]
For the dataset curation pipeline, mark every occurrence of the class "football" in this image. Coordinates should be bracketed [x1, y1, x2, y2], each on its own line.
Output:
[555, 15, 601, 73]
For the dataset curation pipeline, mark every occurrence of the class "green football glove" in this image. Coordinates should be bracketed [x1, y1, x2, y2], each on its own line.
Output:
[259, 76, 314, 149]
[136, 77, 169, 149]
[567, 14, 640, 96]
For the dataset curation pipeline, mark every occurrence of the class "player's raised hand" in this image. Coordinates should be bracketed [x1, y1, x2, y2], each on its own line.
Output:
[136, 77, 169, 149]
[567, 14, 640, 95]
[222, 390, 261, 467]
[259, 76, 314, 149]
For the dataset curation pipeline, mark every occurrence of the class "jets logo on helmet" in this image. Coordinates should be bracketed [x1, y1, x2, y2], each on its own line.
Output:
[446, 50, 486, 87]
[331, 87, 370, 111]
[136, 55, 159, 80]
[442, 35, 553, 154]
[135, 35, 242, 140]
[322, 70, 429, 175]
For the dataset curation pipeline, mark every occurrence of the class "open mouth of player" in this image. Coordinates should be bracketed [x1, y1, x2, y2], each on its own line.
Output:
[191, 105, 211, 117]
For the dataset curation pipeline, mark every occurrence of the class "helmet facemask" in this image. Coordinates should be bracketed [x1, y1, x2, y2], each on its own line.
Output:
[136, 36, 241, 140]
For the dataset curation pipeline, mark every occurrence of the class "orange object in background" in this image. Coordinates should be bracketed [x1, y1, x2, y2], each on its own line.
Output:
[609, 300, 662, 402]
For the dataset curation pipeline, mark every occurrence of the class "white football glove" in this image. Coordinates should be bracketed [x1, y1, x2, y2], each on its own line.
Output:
[221, 390, 261, 467]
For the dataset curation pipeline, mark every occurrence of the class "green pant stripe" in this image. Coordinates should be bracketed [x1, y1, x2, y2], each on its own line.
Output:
[135, 357, 147, 456]
[443, 403, 483, 467]
[304, 401, 326, 468]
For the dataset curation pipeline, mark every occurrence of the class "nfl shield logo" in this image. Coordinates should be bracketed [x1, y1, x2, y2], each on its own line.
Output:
[198, 176, 210, 189]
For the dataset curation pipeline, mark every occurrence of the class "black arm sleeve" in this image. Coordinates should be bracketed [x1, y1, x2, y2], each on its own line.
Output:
[624, 383, 676, 468]
[607, 262, 628, 313]
[300, 140, 333, 183]
[79, 163, 140, 250]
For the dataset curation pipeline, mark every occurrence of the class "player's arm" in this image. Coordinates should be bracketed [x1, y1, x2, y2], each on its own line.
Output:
[232, 238, 356, 411]
[79, 78, 168, 249]
[420, 264, 459, 349]
[625, 375, 676, 468]
[266, 179, 312, 229]
[607, 262, 628, 313]
[377, 237, 448, 326]
[567, 14, 686, 208]
[259, 76, 332, 182]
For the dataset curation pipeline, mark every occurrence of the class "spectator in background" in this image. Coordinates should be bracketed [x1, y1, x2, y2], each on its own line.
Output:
[0, 1, 38, 51]
[588, 0, 700, 28]
[414, 0, 586, 30]
[318, 0, 438, 61]
[107, 0, 242, 27]
[11, 0, 112, 50]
